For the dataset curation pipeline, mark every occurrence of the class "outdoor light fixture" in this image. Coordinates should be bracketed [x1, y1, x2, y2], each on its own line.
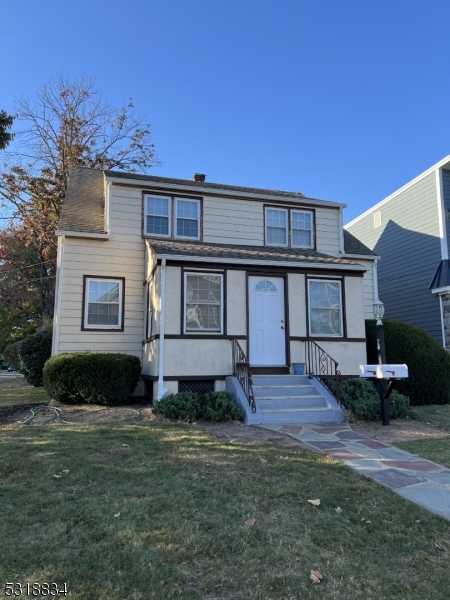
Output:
[373, 301, 385, 323]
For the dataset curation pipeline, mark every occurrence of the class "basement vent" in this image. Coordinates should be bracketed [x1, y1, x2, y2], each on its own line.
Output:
[373, 211, 382, 228]
[178, 380, 215, 395]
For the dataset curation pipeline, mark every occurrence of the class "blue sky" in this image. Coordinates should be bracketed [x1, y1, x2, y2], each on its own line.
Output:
[2, 0, 450, 222]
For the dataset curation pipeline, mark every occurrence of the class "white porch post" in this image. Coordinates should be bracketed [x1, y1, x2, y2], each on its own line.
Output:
[157, 259, 168, 400]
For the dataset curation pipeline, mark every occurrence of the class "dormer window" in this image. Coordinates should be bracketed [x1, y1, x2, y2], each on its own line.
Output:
[144, 194, 202, 239]
[145, 195, 171, 237]
[265, 208, 288, 246]
[175, 198, 200, 240]
[291, 210, 314, 248]
[265, 206, 315, 248]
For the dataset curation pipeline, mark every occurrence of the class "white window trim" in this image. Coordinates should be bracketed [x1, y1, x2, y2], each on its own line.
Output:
[291, 209, 314, 249]
[84, 277, 124, 330]
[184, 272, 224, 334]
[174, 197, 201, 240]
[307, 278, 343, 338]
[144, 194, 172, 237]
[265, 207, 288, 247]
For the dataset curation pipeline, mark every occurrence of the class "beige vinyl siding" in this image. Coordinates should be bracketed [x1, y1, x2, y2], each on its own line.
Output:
[315, 209, 340, 256]
[202, 195, 341, 254]
[348, 258, 377, 320]
[56, 185, 145, 360]
[202, 196, 264, 245]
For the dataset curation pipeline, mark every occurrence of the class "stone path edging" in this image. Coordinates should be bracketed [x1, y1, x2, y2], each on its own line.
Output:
[258, 422, 450, 520]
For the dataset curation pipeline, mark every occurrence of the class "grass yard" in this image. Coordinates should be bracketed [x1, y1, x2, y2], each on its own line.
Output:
[395, 405, 450, 469]
[1, 423, 450, 599]
[0, 378, 49, 406]
[409, 404, 450, 427]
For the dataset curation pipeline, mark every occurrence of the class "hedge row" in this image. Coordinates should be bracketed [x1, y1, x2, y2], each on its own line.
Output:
[43, 352, 141, 405]
[366, 319, 450, 405]
[153, 391, 243, 422]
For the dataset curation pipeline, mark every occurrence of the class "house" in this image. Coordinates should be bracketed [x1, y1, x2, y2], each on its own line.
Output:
[52, 167, 378, 420]
[346, 155, 450, 350]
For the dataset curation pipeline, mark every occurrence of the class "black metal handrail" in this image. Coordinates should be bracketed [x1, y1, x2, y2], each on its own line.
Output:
[305, 339, 347, 409]
[231, 338, 256, 413]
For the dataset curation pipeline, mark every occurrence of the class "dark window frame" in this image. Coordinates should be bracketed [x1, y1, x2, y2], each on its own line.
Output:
[143, 192, 203, 241]
[264, 204, 317, 250]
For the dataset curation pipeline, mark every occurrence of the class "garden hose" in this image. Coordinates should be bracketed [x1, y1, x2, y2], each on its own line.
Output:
[16, 405, 141, 425]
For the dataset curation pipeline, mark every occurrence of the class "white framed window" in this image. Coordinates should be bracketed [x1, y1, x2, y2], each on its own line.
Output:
[175, 198, 200, 239]
[265, 207, 288, 246]
[83, 277, 124, 330]
[184, 272, 223, 333]
[291, 210, 314, 248]
[145, 195, 171, 236]
[308, 279, 343, 337]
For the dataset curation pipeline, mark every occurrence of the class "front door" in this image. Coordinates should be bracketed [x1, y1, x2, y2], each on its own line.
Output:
[248, 276, 286, 366]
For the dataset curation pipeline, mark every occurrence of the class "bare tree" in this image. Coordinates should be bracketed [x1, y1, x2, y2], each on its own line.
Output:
[0, 75, 160, 335]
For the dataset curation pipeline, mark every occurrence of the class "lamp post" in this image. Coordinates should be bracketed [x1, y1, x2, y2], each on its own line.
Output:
[373, 301, 389, 425]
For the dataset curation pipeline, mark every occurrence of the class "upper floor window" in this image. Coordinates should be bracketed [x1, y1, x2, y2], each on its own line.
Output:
[292, 210, 314, 248]
[175, 198, 200, 239]
[265, 206, 315, 248]
[144, 194, 201, 239]
[266, 208, 288, 246]
[145, 195, 171, 237]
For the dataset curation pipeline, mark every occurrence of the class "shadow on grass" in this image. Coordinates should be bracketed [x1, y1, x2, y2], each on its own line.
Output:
[1, 423, 450, 600]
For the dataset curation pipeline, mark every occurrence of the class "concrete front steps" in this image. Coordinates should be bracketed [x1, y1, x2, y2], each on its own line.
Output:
[226, 374, 346, 425]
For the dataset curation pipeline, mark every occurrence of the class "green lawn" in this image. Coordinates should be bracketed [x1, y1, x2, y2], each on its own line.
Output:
[0, 381, 49, 406]
[409, 404, 450, 427]
[1, 423, 450, 599]
[397, 438, 450, 470]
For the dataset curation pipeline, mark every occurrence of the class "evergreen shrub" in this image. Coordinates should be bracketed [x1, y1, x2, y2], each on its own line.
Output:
[366, 319, 450, 405]
[153, 390, 242, 422]
[340, 378, 410, 421]
[43, 352, 141, 405]
[19, 329, 52, 386]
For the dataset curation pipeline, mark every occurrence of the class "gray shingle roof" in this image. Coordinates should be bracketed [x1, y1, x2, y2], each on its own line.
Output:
[58, 168, 105, 233]
[148, 239, 362, 267]
[343, 230, 377, 257]
[104, 169, 308, 201]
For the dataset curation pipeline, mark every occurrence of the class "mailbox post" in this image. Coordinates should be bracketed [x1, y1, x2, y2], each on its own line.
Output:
[359, 301, 409, 426]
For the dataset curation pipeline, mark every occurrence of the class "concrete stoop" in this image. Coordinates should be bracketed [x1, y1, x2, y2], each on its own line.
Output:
[226, 374, 346, 425]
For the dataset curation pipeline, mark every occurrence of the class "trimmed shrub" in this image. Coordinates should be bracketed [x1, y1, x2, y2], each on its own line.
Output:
[201, 391, 243, 422]
[153, 390, 243, 422]
[3, 340, 22, 371]
[366, 319, 450, 406]
[43, 352, 141, 405]
[19, 329, 53, 386]
[341, 378, 410, 421]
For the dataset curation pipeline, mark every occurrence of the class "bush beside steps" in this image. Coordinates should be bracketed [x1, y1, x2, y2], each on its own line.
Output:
[334, 378, 410, 421]
[43, 352, 141, 405]
[153, 391, 243, 422]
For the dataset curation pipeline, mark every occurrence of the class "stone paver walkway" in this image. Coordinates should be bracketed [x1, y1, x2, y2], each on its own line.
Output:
[259, 421, 450, 520]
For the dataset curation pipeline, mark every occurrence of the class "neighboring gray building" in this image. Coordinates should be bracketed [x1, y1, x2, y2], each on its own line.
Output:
[345, 156, 450, 349]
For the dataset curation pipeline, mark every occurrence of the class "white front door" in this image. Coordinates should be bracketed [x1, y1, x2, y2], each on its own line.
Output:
[248, 276, 286, 366]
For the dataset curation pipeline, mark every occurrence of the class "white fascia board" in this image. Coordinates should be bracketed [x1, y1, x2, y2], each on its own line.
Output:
[431, 285, 450, 295]
[55, 230, 111, 240]
[106, 175, 346, 209]
[436, 169, 449, 260]
[345, 155, 450, 229]
[154, 253, 367, 272]
[341, 253, 381, 260]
